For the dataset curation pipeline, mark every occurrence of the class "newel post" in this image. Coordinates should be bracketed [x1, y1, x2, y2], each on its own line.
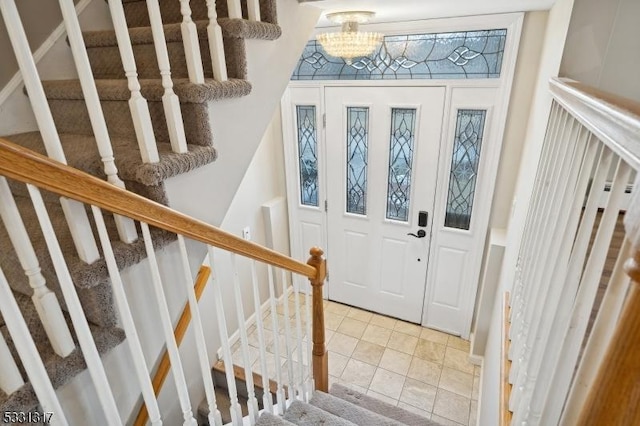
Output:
[576, 184, 640, 425]
[307, 247, 328, 392]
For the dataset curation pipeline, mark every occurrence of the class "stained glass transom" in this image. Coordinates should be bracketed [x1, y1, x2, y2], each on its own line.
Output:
[386, 109, 417, 222]
[346, 107, 369, 215]
[296, 105, 318, 207]
[445, 109, 487, 230]
[292, 29, 507, 81]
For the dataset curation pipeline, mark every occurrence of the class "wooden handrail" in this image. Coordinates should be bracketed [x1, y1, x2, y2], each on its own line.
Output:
[576, 250, 640, 425]
[134, 266, 210, 426]
[0, 138, 316, 279]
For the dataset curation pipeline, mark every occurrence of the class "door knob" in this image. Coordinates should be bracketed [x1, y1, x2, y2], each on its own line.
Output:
[407, 229, 426, 238]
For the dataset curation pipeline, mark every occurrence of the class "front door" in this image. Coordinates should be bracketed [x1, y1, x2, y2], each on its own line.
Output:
[325, 87, 445, 323]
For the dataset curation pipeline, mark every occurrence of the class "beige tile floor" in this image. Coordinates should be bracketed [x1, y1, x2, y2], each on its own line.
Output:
[231, 296, 480, 426]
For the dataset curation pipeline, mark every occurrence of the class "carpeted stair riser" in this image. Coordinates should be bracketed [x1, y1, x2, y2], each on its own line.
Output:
[83, 20, 281, 81]
[0, 292, 125, 415]
[0, 187, 175, 327]
[4, 132, 216, 205]
[121, 0, 278, 28]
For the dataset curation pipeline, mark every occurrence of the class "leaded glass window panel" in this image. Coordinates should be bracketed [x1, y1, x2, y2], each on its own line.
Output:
[292, 29, 507, 81]
[296, 105, 318, 207]
[444, 109, 487, 230]
[386, 108, 417, 222]
[346, 107, 369, 215]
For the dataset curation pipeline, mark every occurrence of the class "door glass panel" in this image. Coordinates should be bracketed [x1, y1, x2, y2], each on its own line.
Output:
[386, 108, 417, 222]
[296, 105, 319, 207]
[445, 109, 487, 230]
[346, 107, 369, 215]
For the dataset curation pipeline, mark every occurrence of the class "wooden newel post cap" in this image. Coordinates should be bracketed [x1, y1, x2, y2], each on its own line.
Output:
[307, 247, 326, 286]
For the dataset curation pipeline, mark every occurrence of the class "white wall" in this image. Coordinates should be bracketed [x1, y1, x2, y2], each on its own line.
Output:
[478, 0, 575, 424]
[490, 11, 548, 229]
[560, 0, 640, 103]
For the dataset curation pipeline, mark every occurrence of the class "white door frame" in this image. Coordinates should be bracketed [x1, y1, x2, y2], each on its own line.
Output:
[281, 13, 524, 338]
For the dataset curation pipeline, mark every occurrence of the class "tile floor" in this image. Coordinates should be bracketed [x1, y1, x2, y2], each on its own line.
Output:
[231, 296, 480, 426]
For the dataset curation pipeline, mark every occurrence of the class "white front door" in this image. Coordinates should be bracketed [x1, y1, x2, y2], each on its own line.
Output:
[325, 87, 445, 323]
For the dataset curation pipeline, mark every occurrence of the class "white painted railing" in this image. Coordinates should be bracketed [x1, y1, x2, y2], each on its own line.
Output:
[0, 0, 100, 264]
[506, 78, 640, 425]
[0, 134, 323, 425]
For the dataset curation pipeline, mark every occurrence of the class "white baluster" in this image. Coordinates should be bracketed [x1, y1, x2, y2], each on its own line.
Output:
[305, 279, 314, 395]
[292, 279, 306, 400]
[179, 0, 205, 84]
[91, 207, 162, 426]
[58, 0, 138, 244]
[226, 0, 242, 19]
[509, 103, 562, 349]
[560, 238, 632, 424]
[0, 0, 99, 264]
[208, 247, 243, 425]
[146, 0, 188, 154]
[281, 269, 296, 400]
[542, 157, 631, 425]
[177, 236, 222, 426]
[140, 223, 197, 426]
[107, 0, 159, 164]
[249, 260, 274, 413]
[526, 135, 599, 423]
[0, 267, 68, 426]
[267, 265, 286, 414]
[247, 0, 260, 21]
[0, 177, 74, 358]
[205, 0, 228, 82]
[229, 254, 259, 424]
[511, 116, 580, 410]
[0, 332, 24, 395]
[26, 184, 121, 423]
[513, 123, 589, 419]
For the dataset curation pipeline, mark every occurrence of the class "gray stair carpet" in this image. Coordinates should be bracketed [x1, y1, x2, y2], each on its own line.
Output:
[0, 0, 280, 415]
[256, 413, 296, 426]
[283, 400, 357, 426]
[309, 390, 404, 426]
[329, 384, 438, 426]
[0, 292, 125, 414]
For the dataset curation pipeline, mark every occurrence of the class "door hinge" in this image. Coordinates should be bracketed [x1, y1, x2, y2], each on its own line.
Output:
[326, 270, 329, 282]
[324, 200, 328, 212]
[322, 113, 326, 129]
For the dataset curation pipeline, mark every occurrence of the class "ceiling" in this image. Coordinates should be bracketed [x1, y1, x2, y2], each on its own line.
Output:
[300, 0, 557, 27]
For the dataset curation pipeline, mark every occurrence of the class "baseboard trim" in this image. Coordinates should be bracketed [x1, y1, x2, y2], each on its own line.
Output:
[0, 0, 93, 106]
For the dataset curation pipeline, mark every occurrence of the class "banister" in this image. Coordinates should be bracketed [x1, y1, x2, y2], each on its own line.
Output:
[549, 77, 640, 172]
[0, 138, 317, 279]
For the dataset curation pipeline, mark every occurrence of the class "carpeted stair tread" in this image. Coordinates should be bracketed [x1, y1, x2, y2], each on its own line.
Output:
[255, 413, 296, 426]
[283, 400, 357, 426]
[0, 188, 175, 327]
[121, 0, 278, 28]
[0, 291, 125, 414]
[309, 390, 405, 426]
[82, 19, 280, 47]
[197, 386, 249, 425]
[41, 78, 251, 104]
[329, 384, 438, 426]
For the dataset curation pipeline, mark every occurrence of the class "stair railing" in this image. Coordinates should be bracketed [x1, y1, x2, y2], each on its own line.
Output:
[0, 138, 328, 425]
[503, 78, 640, 425]
[0, 0, 100, 264]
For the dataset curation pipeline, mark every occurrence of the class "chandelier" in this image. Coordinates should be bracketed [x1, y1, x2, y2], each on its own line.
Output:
[316, 11, 383, 65]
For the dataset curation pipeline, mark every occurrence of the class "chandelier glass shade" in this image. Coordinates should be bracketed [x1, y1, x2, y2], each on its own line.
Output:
[317, 11, 383, 65]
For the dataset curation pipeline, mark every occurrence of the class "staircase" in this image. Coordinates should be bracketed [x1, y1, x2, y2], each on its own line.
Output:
[0, 0, 324, 423]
